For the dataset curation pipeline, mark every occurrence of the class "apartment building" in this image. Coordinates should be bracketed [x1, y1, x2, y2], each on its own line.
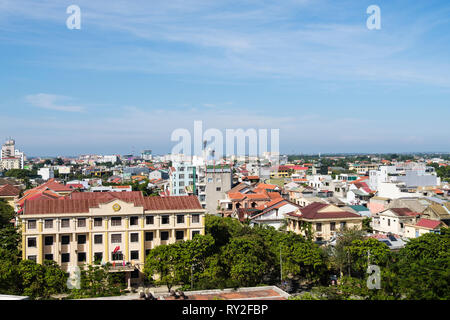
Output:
[19, 192, 205, 286]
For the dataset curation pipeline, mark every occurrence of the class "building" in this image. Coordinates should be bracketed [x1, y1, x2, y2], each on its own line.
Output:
[372, 208, 421, 237]
[141, 150, 152, 161]
[286, 202, 365, 242]
[249, 198, 300, 230]
[199, 165, 232, 214]
[19, 193, 205, 286]
[1, 139, 25, 169]
[0, 184, 21, 210]
[404, 218, 447, 239]
[38, 168, 55, 181]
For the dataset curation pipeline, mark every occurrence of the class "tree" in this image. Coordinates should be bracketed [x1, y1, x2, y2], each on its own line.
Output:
[328, 227, 365, 277]
[394, 228, 450, 299]
[68, 264, 124, 299]
[221, 234, 272, 287]
[0, 199, 15, 228]
[362, 217, 373, 233]
[17, 259, 67, 299]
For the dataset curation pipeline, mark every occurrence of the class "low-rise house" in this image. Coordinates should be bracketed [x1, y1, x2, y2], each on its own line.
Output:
[372, 208, 421, 237]
[249, 198, 300, 230]
[0, 184, 21, 209]
[286, 202, 365, 242]
[404, 218, 448, 239]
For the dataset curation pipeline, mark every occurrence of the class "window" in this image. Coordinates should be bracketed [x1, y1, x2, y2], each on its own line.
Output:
[78, 252, 86, 262]
[176, 230, 184, 240]
[146, 216, 154, 225]
[77, 218, 86, 228]
[28, 220, 36, 229]
[77, 235, 86, 244]
[94, 234, 103, 244]
[179, 189, 185, 194]
[145, 232, 153, 241]
[145, 249, 151, 257]
[400, 222, 404, 229]
[192, 214, 200, 224]
[208, 178, 213, 183]
[94, 218, 102, 227]
[94, 252, 103, 263]
[27, 237, 36, 248]
[330, 222, 336, 231]
[316, 223, 322, 232]
[130, 233, 139, 242]
[28, 255, 37, 262]
[161, 231, 169, 241]
[112, 252, 123, 261]
[216, 187, 221, 192]
[44, 236, 53, 246]
[44, 219, 53, 229]
[179, 181, 185, 187]
[111, 217, 122, 226]
[61, 235, 70, 245]
[130, 251, 139, 260]
[179, 167, 184, 171]
[177, 215, 184, 224]
[388, 219, 391, 226]
[61, 253, 70, 263]
[44, 254, 53, 261]
[161, 215, 169, 224]
[179, 174, 185, 179]
[192, 230, 200, 238]
[340, 222, 347, 229]
[130, 216, 139, 226]
[111, 234, 122, 243]
[61, 219, 70, 228]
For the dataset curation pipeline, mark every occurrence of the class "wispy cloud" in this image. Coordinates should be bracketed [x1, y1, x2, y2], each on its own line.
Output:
[25, 93, 85, 112]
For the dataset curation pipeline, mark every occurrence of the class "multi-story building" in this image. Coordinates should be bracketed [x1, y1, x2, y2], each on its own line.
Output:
[1, 139, 25, 170]
[198, 165, 232, 214]
[19, 192, 205, 286]
[169, 162, 200, 196]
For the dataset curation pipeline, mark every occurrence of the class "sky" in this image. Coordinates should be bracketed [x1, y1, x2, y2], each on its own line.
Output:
[0, 0, 449, 157]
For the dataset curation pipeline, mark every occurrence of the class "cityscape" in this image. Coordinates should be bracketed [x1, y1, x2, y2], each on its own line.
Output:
[0, 0, 449, 309]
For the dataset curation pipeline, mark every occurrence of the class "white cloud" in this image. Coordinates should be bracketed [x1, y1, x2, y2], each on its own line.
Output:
[25, 93, 85, 112]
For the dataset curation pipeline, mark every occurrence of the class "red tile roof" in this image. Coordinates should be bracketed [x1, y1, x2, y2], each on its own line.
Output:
[0, 184, 20, 197]
[415, 218, 442, 229]
[289, 202, 362, 220]
[390, 208, 420, 217]
[142, 195, 202, 211]
[23, 194, 202, 214]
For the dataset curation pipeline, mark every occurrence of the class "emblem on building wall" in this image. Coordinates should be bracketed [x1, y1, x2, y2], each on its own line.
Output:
[113, 203, 121, 212]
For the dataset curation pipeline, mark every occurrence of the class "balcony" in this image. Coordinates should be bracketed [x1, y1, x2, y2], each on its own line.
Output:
[107, 262, 136, 273]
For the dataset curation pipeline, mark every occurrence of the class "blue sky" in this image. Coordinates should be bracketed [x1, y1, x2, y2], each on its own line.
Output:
[0, 0, 449, 157]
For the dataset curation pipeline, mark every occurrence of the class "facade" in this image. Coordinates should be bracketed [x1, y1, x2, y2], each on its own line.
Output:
[0, 139, 25, 169]
[169, 162, 200, 196]
[249, 198, 300, 230]
[38, 167, 55, 181]
[372, 208, 421, 237]
[200, 165, 232, 214]
[286, 202, 364, 242]
[404, 218, 447, 239]
[19, 193, 205, 286]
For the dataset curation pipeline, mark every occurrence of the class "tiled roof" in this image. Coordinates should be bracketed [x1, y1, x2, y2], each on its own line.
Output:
[142, 195, 202, 211]
[415, 218, 442, 229]
[23, 194, 202, 214]
[0, 184, 20, 197]
[390, 208, 420, 217]
[289, 202, 362, 220]
[255, 183, 278, 190]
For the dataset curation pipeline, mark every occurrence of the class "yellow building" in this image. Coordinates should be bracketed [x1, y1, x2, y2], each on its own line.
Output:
[286, 202, 364, 242]
[19, 192, 205, 286]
